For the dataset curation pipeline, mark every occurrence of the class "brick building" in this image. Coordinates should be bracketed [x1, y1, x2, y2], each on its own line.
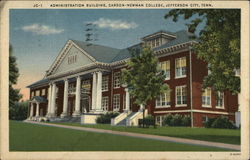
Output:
[27, 30, 239, 127]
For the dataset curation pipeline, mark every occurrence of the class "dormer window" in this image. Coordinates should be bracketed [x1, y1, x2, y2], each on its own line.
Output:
[141, 30, 176, 48]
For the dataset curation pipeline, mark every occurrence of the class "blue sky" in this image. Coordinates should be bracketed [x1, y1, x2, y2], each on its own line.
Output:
[10, 9, 199, 100]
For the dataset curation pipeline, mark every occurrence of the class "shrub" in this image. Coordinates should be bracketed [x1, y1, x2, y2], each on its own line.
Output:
[96, 112, 119, 124]
[211, 116, 236, 129]
[163, 114, 173, 126]
[204, 116, 236, 129]
[204, 117, 216, 128]
[163, 114, 191, 127]
[170, 114, 183, 126]
[181, 115, 191, 126]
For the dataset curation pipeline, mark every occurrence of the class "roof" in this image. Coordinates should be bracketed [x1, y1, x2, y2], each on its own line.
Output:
[71, 40, 121, 63]
[27, 78, 49, 88]
[27, 30, 196, 88]
[30, 96, 48, 103]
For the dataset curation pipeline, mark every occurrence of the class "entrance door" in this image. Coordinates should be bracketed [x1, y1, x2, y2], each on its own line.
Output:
[81, 94, 90, 113]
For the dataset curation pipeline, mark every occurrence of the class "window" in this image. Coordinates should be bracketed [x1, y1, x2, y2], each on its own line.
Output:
[41, 89, 46, 96]
[102, 76, 109, 91]
[208, 63, 211, 75]
[113, 94, 120, 111]
[156, 90, 171, 107]
[216, 92, 224, 108]
[159, 60, 170, 80]
[68, 83, 76, 94]
[202, 88, 211, 107]
[102, 96, 109, 111]
[31, 91, 34, 97]
[81, 80, 91, 94]
[175, 57, 186, 78]
[35, 90, 40, 96]
[176, 85, 187, 106]
[68, 55, 77, 64]
[114, 72, 121, 88]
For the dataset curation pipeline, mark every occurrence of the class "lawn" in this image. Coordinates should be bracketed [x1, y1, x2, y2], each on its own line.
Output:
[49, 122, 240, 145]
[10, 121, 232, 151]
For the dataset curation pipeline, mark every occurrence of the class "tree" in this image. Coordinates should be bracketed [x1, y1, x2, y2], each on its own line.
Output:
[122, 47, 169, 127]
[9, 45, 22, 120]
[165, 9, 240, 94]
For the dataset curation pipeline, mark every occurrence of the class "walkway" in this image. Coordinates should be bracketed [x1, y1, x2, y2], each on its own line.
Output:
[24, 121, 240, 151]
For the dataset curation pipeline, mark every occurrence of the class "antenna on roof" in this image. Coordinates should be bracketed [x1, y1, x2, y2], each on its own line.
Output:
[84, 23, 98, 46]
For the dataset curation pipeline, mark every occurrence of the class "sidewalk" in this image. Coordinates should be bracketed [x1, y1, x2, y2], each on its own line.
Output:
[24, 121, 240, 151]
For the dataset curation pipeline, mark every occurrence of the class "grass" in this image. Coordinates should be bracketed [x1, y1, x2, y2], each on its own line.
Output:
[10, 120, 233, 151]
[49, 122, 240, 145]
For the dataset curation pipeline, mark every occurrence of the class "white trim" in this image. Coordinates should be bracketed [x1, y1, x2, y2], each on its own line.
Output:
[154, 109, 234, 115]
[175, 105, 187, 107]
[202, 105, 212, 108]
[175, 85, 187, 106]
[175, 75, 186, 79]
[155, 105, 171, 109]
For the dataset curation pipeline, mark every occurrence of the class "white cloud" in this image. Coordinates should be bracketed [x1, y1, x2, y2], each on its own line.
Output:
[92, 18, 138, 30]
[21, 24, 64, 35]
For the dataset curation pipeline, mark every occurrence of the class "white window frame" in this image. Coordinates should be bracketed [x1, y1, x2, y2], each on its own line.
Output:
[175, 57, 187, 79]
[41, 89, 46, 96]
[101, 96, 109, 111]
[35, 90, 40, 96]
[175, 85, 187, 107]
[159, 60, 170, 80]
[113, 72, 121, 89]
[202, 88, 212, 108]
[113, 94, 120, 111]
[102, 76, 109, 92]
[216, 92, 224, 109]
[156, 90, 171, 108]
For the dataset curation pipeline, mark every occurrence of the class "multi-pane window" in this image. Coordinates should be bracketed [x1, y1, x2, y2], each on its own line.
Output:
[68, 55, 77, 64]
[68, 83, 76, 94]
[102, 76, 109, 91]
[175, 57, 186, 78]
[81, 80, 91, 94]
[123, 94, 126, 110]
[101, 96, 109, 111]
[35, 90, 40, 96]
[202, 88, 211, 107]
[156, 90, 171, 107]
[176, 85, 187, 106]
[113, 94, 120, 111]
[159, 60, 170, 80]
[31, 91, 34, 97]
[114, 72, 121, 88]
[41, 89, 46, 96]
[216, 92, 224, 108]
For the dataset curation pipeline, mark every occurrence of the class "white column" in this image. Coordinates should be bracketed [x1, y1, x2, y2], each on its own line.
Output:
[46, 84, 52, 117]
[125, 88, 130, 112]
[30, 103, 34, 117]
[96, 71, 102, 111]
[73, 76, 81, 116]
[91, 72, 97, 110]
[61, 79, 69, 117]
[36, 103, 40, 117]
[50, 83, 56, 117]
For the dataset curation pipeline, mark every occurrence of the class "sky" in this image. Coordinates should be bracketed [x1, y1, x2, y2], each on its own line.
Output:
[10, 9, 200, 101]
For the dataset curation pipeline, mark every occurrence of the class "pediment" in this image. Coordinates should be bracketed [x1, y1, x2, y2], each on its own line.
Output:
[48, 40, 96, 76]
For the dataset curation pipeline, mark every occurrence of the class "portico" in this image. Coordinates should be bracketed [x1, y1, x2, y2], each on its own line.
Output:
[43, 69, 107, 119]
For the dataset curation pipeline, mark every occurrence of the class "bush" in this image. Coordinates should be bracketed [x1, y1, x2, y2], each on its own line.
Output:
[204, 117, 216, 128]
[204, 116, 236, 129]
[211, 116, 236, 129]
[163, 114, 173, 126]
[163, 114, 191, 127]
[170, 114, 183, 126]
[181, 115, 191, 126]
[96, 112, 119, 124]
